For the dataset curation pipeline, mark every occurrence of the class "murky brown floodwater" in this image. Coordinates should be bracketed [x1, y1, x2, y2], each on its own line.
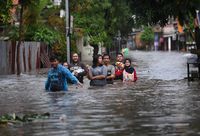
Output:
[0, 51, 200, 136]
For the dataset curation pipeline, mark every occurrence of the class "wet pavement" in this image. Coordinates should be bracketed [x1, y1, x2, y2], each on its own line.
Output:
[0, 51, 200, 136]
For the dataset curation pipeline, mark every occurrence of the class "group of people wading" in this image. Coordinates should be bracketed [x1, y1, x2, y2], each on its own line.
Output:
[45, 53, 137, 91]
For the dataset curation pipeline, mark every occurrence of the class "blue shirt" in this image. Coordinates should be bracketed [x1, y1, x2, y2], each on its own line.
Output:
[45, 64, 78, 91]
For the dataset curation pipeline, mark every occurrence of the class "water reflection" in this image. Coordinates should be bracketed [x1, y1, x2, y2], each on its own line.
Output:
[0, 51, 200, 136]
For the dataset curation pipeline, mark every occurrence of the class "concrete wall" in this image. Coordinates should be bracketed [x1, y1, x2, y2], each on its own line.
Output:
[76, 37, 93, 62]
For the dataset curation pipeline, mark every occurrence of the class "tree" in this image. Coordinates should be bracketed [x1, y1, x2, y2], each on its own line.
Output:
[140, 26, 154, 50]
[2, 0, 64, 74]
[0, 0, 13, 23]
[16, 0, 40, 75]
[130, 0, 200, 26]
[70, 0, 134, 56]
[3, 0, 198, 74]
[70, 0, 106, 55]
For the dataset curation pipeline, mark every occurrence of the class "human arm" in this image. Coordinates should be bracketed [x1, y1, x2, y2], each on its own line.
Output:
[77, 63, 87, 77]
[92, 75, 106, 80]
[63, 67, 78, 84]
[63, 67, 83, 87]
[92, 66, 107, 80]
[133, 70, 138, 81]
[88, 66, 107, 80]
[107, 65, 115, 79]
[107, 74, 115, 79]
[88, 67, 93, 80]
[116, 62, 124, 69]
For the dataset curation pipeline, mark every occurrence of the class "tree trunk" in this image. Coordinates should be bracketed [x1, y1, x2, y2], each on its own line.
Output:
[16, 3, 24, 75]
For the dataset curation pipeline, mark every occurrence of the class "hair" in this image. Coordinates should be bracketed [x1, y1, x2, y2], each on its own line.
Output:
[124, 58, 132, 64]
[49, 55, 58, 62]
[116, 53, 123, 57]
[92, 54, 102, 68]
[72, 52, 78, 56]
[103, 54, 110, 59]
[63, 62, 68, 65]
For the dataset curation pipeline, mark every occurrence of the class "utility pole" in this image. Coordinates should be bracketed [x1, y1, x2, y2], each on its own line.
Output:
[65, 0, 70, 63]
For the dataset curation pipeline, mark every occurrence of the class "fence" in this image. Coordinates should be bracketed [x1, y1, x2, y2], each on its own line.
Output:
[0, 41, 50, 75]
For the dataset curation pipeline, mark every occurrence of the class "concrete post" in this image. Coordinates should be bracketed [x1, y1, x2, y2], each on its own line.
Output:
[65, 0, 70, 63]
[168, 37, 171, 51]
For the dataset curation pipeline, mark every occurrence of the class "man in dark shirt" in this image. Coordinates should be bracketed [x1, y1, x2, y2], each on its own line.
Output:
[68, 53, 88, 83]
[103, 54, 115, 84]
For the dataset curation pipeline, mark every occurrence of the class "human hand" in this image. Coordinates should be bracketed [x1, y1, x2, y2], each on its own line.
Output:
[74, 71, 78, 76]
[76, 81, 83, 88]
[120, 63, 124, 69]
[116, 62, 124, 69]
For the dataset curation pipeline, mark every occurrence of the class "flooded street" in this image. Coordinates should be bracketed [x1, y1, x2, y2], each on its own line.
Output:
[1, 51, 200, 136]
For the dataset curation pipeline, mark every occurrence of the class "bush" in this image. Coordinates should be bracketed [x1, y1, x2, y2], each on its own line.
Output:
[33, 26, 60, 46]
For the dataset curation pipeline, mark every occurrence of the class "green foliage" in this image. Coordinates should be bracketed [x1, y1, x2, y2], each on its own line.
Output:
[5, 0, 199, 60]
[0, 113, 50, 125]
[51, 35, 67, 62]
[71, 0, 133, 47]
[0, 0, 13, 23]
[1, 0, 67, 62]
[130, 0, 200, 26]
[18, 0, 40, 7]
[7, 26, 19, 40]
[184, 14, 196, 42]
[140, 26, 154, 44]
[105, 0, 134, 35]
[24, 24, 40, 40]
[33, 26, 60, 46]
[23, 0, 49, 25]
[7, 24, 61, 47]
[72, 0, 106, 45]
[3, 0, 63, 47]
[47, 15, 65, 32]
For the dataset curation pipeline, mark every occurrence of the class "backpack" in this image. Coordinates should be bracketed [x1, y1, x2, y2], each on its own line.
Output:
[49, 70, 63, 91]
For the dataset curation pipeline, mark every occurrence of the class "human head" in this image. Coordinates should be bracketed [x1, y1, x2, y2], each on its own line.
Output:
[63, 62, 68, 68]
[116, 53, 124, 62]
[92, 54, 103, 68]
[103, 54, 111, 65]
[72, 53, 79, 63]
[124, 58, 132, 67]
[49, 55, 59, 68]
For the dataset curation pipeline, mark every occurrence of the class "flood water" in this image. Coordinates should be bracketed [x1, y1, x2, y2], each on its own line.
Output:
[0, 51, 200, 136]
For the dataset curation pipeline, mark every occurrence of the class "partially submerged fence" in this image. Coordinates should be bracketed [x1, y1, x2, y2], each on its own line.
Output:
[0, 41, 50, 75]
